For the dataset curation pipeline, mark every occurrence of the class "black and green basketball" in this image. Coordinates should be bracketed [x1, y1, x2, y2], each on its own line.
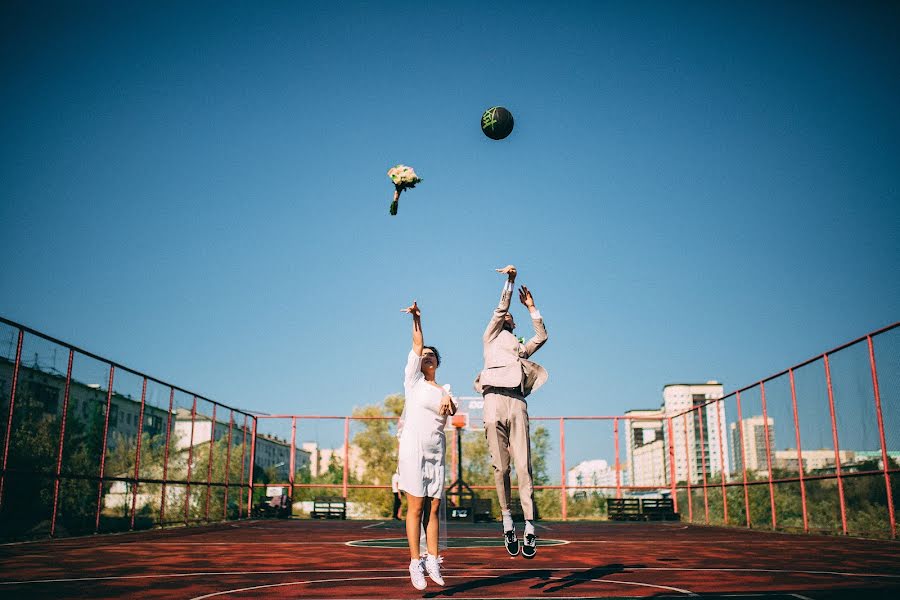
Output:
[481, 106, 514, 140]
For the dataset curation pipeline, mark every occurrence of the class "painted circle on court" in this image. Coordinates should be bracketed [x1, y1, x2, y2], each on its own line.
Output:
[346, 537, 568, 548]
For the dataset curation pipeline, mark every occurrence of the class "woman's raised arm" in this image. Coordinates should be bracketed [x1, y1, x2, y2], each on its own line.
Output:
[401, 301, 424, 356]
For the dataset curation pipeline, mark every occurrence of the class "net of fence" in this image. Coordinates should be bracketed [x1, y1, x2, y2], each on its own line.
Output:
[2, 317, 897, 540]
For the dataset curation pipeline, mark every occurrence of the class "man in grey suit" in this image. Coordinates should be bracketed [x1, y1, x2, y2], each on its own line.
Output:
[474, 264, 548, 558]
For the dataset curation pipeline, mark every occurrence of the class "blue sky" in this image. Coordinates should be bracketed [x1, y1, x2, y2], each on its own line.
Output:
[1, 2, 898, 466]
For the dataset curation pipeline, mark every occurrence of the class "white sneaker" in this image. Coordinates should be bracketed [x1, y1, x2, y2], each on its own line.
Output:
[424, 554, 444, 586]
[409, 559, 427, 590]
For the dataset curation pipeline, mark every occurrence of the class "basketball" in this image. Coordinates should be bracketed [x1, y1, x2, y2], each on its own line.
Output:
[481, 106, 514, 140]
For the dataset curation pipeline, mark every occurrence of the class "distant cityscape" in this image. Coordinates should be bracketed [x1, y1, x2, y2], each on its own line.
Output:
[0, 356, 331, 481]
[4, 356, 897, 508]
[566, 381, 900, 499]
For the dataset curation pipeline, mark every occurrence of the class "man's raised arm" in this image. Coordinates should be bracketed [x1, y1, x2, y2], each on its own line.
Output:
[483, 265, 516, 343]
[519, 285, 548, 357]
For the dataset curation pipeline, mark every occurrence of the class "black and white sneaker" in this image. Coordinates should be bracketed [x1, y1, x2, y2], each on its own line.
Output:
[504, 529, 520, 556]
[521, 533, 537, 559]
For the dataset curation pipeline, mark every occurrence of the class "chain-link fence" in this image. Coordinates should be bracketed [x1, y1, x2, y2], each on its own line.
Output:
[2, 316, 897, 540]
[0, 317, 255, 540]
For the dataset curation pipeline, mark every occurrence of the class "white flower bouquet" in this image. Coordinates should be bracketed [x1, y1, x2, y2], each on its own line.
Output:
[387, 164, 422, 216]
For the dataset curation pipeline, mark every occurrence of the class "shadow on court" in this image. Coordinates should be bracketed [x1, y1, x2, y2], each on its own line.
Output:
[425, 564, 644, 597]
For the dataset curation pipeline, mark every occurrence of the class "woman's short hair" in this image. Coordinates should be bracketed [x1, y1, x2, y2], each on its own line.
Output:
[423, 345, 441, 367]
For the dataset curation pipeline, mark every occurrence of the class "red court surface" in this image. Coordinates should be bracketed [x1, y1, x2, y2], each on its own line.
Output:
[1, 520, 898, 599]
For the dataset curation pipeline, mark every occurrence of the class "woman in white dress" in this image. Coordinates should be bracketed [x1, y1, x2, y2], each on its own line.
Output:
[399, 301, 457, 590]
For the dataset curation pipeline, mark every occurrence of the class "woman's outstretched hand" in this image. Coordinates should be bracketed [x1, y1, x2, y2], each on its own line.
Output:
[401, 301, 420, 318]
[439, 395, 456, 416]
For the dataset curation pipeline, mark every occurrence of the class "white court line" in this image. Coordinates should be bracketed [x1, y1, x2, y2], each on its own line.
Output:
[187, 574, 697, 599]
[569, 540, 820, 544]
[4, 565, 900, 587]
[718, 595, 815, 598]
[342, 536, 507, 545]
[18, 541, 353, 550]
[53, 539, 825, 547]
[361, 521, 386, 529]
[0, 520, 269, 547]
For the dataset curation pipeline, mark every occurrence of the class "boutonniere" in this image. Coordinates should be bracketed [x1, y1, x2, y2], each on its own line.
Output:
[518, 336, 525, 345]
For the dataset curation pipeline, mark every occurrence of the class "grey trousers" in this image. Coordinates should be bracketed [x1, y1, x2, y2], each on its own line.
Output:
[483, 391, 535, 521]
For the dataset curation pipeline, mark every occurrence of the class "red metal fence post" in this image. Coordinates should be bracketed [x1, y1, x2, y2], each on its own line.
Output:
[697, 404, 710, 524]
[788, 368, 809, 533]
[715, 399, 728, 524]
[759, 382, 777, 530]
[130, 377, 148, 530]
[735, 390, 751, 527]
[50, 349, 74, 537]
[238, 414, 248, 519]
[868, 335, 896, 539]
[342, 417, 349, 499]
[0, 329, 24, 511]
[94, 365, 116, 532]
[247, 417, 257, 514]
[560, 418, 567, 521]
[451, 425, 458, 485]
[159, 387, 175, 526]
[184, 396, 197, 523]
[823, 353, 848, 535]
[223, 411, 234, 520]
[205, 404, 217, 522]
[289, 417, 297, 503]
[667, 417, 677, 513]
[683, 413, 693, 522]
[614, 417, 621, 499]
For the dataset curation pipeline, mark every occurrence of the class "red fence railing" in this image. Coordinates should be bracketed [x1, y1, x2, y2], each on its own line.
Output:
[0, 316, 256, 539]
[1, 316, 897, 540]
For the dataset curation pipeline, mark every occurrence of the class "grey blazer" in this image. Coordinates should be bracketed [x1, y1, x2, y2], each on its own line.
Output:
[473, 283, 548, 397]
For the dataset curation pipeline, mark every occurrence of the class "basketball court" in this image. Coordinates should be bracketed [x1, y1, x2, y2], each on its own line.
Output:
[1, 518, 898, 599]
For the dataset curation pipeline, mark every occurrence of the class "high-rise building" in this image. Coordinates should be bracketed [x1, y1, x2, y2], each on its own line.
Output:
[729, 415, 775, 475]
[623, 382, 728, 489]
[624, 408, 667, 488]
[663, 382, 728, 484]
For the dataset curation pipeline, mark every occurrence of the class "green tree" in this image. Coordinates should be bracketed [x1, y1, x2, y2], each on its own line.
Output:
[530, 426, 551, 486]
[183, 435, 249, 522]
[461, 430, 493, 487]
[0, 392, 105, 539]
[345, 395, 401, 517]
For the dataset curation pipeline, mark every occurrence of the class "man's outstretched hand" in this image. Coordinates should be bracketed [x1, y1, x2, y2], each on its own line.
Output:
[519, 285, 535, 309]
[496, 265, 517, 280]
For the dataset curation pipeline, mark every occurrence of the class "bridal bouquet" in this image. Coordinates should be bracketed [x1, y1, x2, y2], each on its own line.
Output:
[387, 164, 422, 216]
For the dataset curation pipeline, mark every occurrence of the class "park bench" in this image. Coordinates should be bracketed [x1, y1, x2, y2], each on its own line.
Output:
[606, 498, 643, 521]
[641, 498, 678, 521]
[252, 487, 291, 519]
[607, 497, 678, 521]
[311, 496, 346, 519]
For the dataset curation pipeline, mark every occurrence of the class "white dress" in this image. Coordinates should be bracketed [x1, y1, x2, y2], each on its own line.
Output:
[398, 350, 457, 498]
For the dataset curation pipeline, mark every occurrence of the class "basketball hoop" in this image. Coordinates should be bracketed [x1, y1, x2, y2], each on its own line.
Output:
[451, 412, 468, 429]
